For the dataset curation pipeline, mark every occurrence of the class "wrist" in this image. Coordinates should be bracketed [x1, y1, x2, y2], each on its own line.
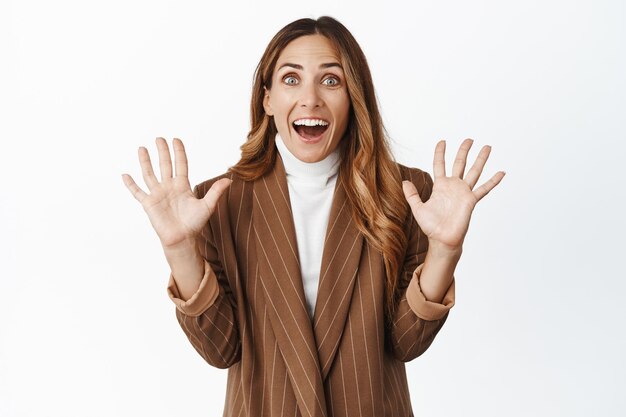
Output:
[427, 239, 463, 260]
[162, 237, 200, 260]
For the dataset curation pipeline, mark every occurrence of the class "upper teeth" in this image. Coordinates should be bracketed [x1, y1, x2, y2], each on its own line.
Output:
[293, 119, 329, 126]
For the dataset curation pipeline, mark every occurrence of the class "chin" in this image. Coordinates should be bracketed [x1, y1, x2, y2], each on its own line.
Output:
[282, 135, 326, 163]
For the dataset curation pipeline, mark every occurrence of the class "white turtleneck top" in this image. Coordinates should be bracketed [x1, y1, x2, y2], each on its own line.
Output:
[274, 133, 342, 320]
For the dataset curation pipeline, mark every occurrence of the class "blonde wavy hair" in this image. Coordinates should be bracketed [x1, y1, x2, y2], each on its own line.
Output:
[228, 16, 410, 328]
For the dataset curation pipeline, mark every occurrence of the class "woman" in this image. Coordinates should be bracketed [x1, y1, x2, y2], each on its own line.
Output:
[122, 16, 504, 417]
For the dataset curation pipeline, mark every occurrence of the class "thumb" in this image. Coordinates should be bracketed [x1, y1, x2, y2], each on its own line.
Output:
[202, 178, 233, 216]
[402, 180, 424, 214]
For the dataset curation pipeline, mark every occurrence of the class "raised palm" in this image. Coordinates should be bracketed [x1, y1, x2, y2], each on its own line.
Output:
[403, 139, 505, 251]
[122, 137, 231, 249]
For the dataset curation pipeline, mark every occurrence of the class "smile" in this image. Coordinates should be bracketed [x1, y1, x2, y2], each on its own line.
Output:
[292, 118, 329, 143]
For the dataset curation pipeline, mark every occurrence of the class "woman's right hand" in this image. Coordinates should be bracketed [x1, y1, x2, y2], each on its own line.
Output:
[122, 137, 232, 250]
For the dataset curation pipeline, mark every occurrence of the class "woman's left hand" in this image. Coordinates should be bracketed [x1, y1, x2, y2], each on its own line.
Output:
[402, 139, 505, 255]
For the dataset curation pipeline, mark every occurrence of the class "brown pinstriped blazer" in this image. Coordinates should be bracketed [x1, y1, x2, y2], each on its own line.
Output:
[166, 152, 455, 417]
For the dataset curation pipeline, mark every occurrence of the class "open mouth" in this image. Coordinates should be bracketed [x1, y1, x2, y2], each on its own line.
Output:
[292, 119, 329, 141]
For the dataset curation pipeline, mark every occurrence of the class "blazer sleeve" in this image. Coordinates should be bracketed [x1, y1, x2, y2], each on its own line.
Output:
[388, 169, 456, 362]
[165, 182, 242, 369]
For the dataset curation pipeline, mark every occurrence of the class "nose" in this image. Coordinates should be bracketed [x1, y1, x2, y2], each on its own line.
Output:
[299, 82, 323, 108]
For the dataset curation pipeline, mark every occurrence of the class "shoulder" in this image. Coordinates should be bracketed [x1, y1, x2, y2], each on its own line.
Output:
[396, 162, 434, 200]
[192, 172, 252, 234]
[192, 171, 247, 199]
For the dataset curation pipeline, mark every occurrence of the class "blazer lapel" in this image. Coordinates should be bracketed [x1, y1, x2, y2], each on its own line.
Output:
[253, 153, 328, 417]
[313, 171, 363, 380]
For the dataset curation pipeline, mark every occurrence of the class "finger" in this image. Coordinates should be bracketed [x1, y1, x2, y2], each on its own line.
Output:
[138, 146, 159, 190]
[451, 138, 474, 178]
[433, 140, 446, 179]
[202, 178, 233, 216]
[473, 171, 506, 201]
[172, 138, 189, 178]
[121, 173, 149, 203]
[464, 145, 492, 189]
[156, 137, 173, 181]
[402, 180, 424, 215]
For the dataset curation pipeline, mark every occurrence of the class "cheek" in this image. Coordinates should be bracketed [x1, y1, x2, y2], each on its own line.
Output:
[269, 96, 292, 131]
[332, 95, 351, 121]
[331, 90, 350, 111]
[270, 92, 293, 115]
[332, 95, 351, 134]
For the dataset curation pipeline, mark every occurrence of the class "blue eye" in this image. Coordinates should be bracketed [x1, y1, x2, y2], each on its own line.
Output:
[283, 76, 298, 85]
[323, 76, 340, 86]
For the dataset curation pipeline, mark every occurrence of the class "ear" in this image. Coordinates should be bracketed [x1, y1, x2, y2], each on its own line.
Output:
[263, 86, 273, 116]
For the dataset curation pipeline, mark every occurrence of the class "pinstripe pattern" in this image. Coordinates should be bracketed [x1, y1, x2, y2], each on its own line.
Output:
[167, 153, 455, 416]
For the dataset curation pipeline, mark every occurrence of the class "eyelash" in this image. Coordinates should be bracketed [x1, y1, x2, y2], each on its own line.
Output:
[282, 74, 341, 86]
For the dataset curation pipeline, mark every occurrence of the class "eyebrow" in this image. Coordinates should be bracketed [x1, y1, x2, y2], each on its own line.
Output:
[277, 62, 343, 71]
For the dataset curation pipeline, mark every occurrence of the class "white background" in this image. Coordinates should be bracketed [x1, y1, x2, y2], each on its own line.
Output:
[1, 0, 625, 416]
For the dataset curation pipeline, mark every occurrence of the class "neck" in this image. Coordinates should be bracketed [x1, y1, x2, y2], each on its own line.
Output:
[275, 133, 341, 182]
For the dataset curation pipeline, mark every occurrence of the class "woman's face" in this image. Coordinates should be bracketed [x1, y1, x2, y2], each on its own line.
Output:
[263, 34, 351, 163]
